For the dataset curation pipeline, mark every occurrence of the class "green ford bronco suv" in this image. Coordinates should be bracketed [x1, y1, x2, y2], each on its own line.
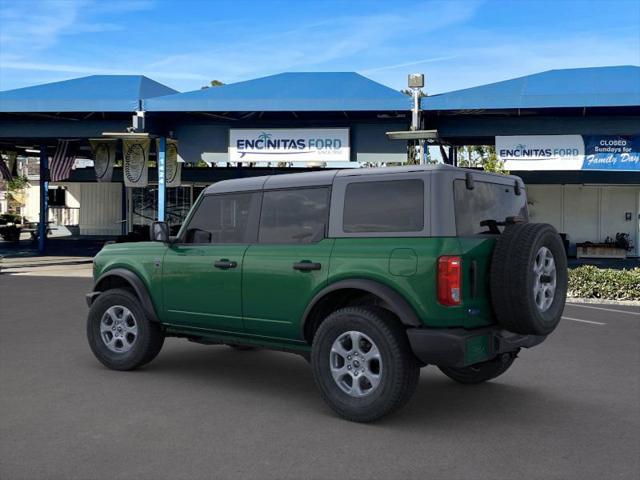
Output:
[87, 165, 567, 422]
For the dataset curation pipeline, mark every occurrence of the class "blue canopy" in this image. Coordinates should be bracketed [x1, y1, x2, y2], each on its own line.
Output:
[145, 72, 411, 112]
[422, 66, 640, 111]
[0, 75, 178, 113]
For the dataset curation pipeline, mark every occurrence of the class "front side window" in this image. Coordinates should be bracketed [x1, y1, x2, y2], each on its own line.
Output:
[454, 180, 528, 235]
[343, 179, 424, 233]
[182, 193, 258, 244]
[259, 188, 330, 244]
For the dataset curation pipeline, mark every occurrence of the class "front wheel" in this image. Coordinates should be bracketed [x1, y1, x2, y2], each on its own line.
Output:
[87, 288, 164, 371]
[438, 353, 516, 385]
[311, 306, 419, 423]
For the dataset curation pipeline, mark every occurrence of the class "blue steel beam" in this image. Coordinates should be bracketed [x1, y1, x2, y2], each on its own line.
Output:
[157, 137, 166, 222]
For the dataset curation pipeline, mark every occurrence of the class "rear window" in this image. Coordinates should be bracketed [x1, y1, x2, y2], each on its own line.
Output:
[454, 180, 528, 235]
[343, 179, 424, 233]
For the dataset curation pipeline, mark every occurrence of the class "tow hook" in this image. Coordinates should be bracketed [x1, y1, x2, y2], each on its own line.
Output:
[500, 349, 520, 363]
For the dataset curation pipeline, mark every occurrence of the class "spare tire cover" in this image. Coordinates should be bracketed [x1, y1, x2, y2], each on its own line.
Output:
[490, 223, 567, 335]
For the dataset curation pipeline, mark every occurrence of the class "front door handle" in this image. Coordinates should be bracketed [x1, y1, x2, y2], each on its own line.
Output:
[293, 261, 321, 272]
[214, 259, 237, 269]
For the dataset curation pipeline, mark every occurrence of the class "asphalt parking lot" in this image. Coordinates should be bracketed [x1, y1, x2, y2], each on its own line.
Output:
[1, 274, 638, 480]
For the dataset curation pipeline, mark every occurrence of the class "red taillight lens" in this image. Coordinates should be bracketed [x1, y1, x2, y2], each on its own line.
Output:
[437, 256, 462, 306]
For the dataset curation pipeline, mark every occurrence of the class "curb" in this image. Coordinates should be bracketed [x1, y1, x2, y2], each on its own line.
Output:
[566, 297, 640, 307]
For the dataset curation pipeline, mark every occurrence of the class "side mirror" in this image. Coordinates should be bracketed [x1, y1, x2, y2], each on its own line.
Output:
[150, 221, 169, 243]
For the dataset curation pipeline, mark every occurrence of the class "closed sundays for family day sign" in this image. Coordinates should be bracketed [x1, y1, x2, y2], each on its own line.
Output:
[496, 135, 640, 171]
[229, 128, 350, 162]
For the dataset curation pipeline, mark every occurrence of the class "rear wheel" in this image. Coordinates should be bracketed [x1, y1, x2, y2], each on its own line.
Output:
[311, 306, 419, 423]
[439, 353, 516, 385]
[87, 288, 164, 371]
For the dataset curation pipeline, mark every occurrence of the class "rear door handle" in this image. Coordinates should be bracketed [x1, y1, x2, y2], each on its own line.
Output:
[214, 259, 237, 269]
[293, 261, 321, 271]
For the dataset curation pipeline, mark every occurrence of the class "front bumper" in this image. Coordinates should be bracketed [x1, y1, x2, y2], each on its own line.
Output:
[406, 326, 546, 368]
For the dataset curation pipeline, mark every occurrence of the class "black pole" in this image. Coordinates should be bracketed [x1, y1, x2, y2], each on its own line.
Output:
[38, 144, 48, 254]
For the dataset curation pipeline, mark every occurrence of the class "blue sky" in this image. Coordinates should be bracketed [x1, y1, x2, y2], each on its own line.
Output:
[0, 0, 638, 94]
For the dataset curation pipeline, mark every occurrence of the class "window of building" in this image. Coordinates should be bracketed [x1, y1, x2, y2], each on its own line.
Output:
[48, 188, 66, 207]
[182, 192, 258, 244]
[343, 179, 424, 233]
[259, 188, 330, 244]
[453, 180, 528, 235]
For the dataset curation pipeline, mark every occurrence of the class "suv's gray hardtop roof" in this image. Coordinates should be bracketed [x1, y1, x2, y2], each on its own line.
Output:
[203, 164, 522, 195]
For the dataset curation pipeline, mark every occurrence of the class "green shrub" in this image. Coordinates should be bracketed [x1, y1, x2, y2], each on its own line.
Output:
[568, 266, 640, 301]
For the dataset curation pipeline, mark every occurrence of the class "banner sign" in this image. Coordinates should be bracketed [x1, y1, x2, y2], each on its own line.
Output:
[497, 135, 584, 170]
[229, 128, 350, 162]
[123, 138, 149, 187]
[497, 135, 640, 171]
[90, 139, 116, 182]
[156, 138, 181, 187]
[582, 136, 640, 171]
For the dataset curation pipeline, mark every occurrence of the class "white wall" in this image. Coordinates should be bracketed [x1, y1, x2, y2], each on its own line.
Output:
[78, 182, 122, 235]
[527, 184, 640, 256]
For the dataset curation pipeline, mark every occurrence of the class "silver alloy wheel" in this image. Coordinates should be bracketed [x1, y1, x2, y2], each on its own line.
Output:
[533, 246, 557, 312]
[100, 305, 138, 353]
[330, 331, 382, 398]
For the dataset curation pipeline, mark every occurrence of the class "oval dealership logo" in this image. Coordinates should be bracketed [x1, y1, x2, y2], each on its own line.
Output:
[124, 143, 146, 183]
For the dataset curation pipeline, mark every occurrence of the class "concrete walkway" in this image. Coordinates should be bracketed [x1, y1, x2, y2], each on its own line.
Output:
[0, 255, 93, 277]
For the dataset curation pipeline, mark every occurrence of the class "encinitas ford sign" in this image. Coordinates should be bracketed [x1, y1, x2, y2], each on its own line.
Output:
[497, 135, 640, 171]
[229, 128, 350, 162]
[497, 135, 585, 170]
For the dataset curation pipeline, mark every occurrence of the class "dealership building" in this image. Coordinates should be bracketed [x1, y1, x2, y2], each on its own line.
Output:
[0, 66, 638, 257]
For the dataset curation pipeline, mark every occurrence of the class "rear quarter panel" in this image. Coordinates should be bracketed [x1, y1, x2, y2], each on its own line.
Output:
[329, 237, 495, 328]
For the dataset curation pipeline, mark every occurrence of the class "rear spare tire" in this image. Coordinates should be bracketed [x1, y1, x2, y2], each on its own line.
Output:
[490, 223, 567, 335]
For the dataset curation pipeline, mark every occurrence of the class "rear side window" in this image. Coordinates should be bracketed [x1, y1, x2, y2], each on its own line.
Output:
[183, 193, 258, 244]
[343, 179, 424, 233]
[259, 188, 330, 244]
[454, 180, 528, 235]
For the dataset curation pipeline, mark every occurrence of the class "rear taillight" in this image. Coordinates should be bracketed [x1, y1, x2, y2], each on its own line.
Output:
[437, 256, 462, 306]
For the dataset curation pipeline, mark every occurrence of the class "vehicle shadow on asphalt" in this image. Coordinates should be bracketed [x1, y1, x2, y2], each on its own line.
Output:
[129, 342, 580, 428]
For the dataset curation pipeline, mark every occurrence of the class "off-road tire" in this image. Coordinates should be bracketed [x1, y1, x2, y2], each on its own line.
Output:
[490, 223, 567, 335]
[439, 354, 516, 384]
[87, 288, 164, 371]
[311, 306, 420, 423]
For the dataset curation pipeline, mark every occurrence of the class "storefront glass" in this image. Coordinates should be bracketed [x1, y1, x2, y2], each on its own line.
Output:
[131, 186, 193, 236]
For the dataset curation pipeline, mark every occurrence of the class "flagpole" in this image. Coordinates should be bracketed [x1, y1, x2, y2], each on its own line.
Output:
[38, 144, 48, 254]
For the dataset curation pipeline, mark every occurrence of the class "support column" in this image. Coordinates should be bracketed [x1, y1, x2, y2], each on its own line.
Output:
[38, 144, 48, 254]
[157, 137, 166, 222]
[121, 182, 127, 235]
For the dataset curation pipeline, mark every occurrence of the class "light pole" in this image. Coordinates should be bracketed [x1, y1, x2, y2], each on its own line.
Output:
[408, 73, 425, 164]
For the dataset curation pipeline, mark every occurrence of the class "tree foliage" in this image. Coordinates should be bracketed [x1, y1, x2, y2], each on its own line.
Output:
[457, 145, 509, 174]
[201, 79, 225, 89]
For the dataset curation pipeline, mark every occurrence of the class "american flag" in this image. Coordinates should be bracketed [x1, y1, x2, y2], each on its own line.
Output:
[0, 157, 12, 181]
[49, 140, 78, 182]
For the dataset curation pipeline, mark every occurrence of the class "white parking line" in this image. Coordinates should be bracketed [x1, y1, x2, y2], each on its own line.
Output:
[562, 316, 606, 326]
[567, 304, 640, 316]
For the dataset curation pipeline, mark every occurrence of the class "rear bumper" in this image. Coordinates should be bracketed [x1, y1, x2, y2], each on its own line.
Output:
[406, 326, 546, 368]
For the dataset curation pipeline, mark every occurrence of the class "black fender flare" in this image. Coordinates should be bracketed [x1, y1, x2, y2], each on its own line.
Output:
[89, 268, 159, 323]
[301, 279, 422, 338]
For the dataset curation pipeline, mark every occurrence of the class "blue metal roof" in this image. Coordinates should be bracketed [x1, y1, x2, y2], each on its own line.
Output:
[0, 75, 178, 113]
[422, 66, 640, 111]
[145, 72, 411, 112]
